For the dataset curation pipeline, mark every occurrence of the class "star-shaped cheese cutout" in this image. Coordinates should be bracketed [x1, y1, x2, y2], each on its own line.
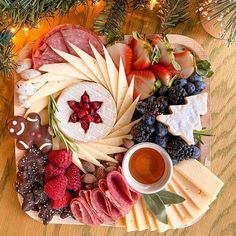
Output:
[157, 93, 208, 144]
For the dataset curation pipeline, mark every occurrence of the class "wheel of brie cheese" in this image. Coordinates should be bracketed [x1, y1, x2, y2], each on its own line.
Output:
[56, 82, 117, 143]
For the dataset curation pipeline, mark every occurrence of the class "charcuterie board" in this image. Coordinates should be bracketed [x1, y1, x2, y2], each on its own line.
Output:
[9, 25, 223, 233]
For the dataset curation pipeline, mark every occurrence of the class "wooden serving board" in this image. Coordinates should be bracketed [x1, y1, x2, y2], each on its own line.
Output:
[13, 34, 211, 226]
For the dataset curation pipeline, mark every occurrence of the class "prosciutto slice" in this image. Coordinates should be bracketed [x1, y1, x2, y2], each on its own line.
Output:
[71, 171, 140, 225]
[32, 24, 104, 69]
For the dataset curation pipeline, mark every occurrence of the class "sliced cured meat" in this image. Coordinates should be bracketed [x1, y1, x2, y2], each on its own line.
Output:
[70, 171, 140, 225]
[32, 57, 55, 70]
[32, 24, 104, 69]
[107, 171, 140, 208]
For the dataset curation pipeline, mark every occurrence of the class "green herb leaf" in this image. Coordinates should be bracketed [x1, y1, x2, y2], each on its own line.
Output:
[157, 190, 185, 205]
[151, 45, 161, 64]
[48, 95, 79, 153]
[153, 79, 162, 92]
[196, 60, 214, 78]
[143, 194, 167, 224]
[193, 128, 213, 145]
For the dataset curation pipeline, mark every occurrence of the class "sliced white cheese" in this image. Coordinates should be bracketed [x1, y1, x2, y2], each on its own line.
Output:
[95, 135, 132, 146]
[118, 77, 134, 120]
[112, 95, 140, 132]
[133, 197, 149, 231]
[79, 144, 117, 162]
[103, 45, 118, 100]
[90, 43, 111, 91]
[51, 47, 100, 84]
[168, 182, 202, 220]
[24, 97, 48, 117]
[155, 220, 171, 233]
[77, 145, 102, 167]
[67, 41, 107, 87]
[115, 218, 126, 227]
[72, 152, 86, 173]
[117, 59, 128, 112]
[39, 63, 91, 80]
[25, 72, 81, 84]
[166, 205, 184, 229]
[22, 80, 77, 108]
[142, 206, 158, 231]
[172, 171, 213, 210]
[107, 118, 141, 138]
[174, 160, 224, 197]
[125, 208, 138, 232]
[85, 143, 127, 154]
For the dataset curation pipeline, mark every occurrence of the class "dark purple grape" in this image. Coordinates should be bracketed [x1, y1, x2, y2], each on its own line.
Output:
[184, 82, 196, 95]
[189, 74, 203, 83]
[144, 115, 156, 125]
[154, 136, 168, 149]
[155, 123, 168, 137]
[173, 78, 187, 87]
[194, 81, 206, 92]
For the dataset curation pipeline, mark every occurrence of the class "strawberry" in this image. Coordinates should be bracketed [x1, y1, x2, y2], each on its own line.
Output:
[50, 190, 73, 209]
[174, 49, 194, 79]
[44, 175, 68, 200]
[130, 32, 152, 70]
[149, 64, 171, 86]
[65, 163, 82, 192]
[48, 149, 72, 169]
[45, 163, 65, 182]
[107, 43, 133, 74]
[127, 70, 156, 100]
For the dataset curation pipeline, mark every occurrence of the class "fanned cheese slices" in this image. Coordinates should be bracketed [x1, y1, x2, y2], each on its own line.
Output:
[22, 42, 140, 169]
[125, 160, 223, 233]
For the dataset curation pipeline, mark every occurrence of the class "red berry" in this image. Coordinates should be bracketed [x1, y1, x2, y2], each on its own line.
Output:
[73, 107, 81, 113]
[44, 175, 68, 200]
[67, 101, 77, 109]
[78, 101, 83, 107]
[84, 114, 93, 123]
[48, 149, 72, 169]
[65, 163, 81, 192]
[45, 163, 65, 182]
[89, 108, 95, 115]
[69, 113, 78, 123]
[94, 115, 102, 123]
[90, 101, 102, 110]
[77, 110, 87, 119]
[81, 122, 89, 132]
[50, 191, 72, 209]
[81, 92, 90, 103]
[82, 103, 90, 111]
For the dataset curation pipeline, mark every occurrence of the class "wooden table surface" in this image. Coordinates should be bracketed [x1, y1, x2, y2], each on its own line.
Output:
[0, 1, 235, 236]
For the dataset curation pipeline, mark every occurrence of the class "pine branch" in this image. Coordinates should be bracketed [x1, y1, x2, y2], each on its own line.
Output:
[94, 0, 128, 45]
[130, 0, 150, 9]
[157, 0, 190, 28]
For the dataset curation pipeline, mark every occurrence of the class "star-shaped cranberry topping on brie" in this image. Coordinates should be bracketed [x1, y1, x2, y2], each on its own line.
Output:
[67, 91, 103, 133]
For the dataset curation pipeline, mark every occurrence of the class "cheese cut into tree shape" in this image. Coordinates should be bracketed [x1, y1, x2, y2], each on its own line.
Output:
[125, 159, 224, 232]
[157, 93, 208, 144]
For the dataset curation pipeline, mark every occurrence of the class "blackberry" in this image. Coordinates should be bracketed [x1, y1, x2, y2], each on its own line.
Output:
[158, 86, 168, 96]
[131, 121, 155, 143]
[168, 85, 187, 105]
[144, 96, 169, 116]
[166, 137, 201, 163]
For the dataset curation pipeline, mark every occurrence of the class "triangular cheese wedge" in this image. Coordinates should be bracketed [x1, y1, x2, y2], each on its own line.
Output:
[80, 144, 117, 163]
[90, 43, 111, 91]
[25, 72, 80, 84]
[67, 41, 107, 87]
[77, 145, 102, 167]
[117, 59, 128, 112]
[142, 202, 158, 231]
[24, 97, 48, 117]
[22, 80, 78, 108]
[112, 95, 140, 132]
[95, 135, 132, 146]
[39, 63, 91, 80]
[72, 152, 86, 173]
[174, 160, 224, 197]
[85, 143, 127, 154]
[51, 47, 100, 84]
[118, 77, 134, 120]
[103, 45, 118, 100]
[166, 205, 184, 229]
[125, 208, 138, 232]
[107, 118, 141, 138]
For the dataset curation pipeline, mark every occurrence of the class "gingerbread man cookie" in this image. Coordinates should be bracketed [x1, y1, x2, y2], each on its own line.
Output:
[7, 113, 52, 154]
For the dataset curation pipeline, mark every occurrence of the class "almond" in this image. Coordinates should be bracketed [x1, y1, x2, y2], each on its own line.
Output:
[106, 161, 118, 167]
[94, 167, 106, 180]
[81, 160, 96, 173]
[85, 184, 94, 190]
[82, 173, 97, 184]
[123, 138, 135, 149]
[105, 166, 117, 173]
[114, 153, 124, 162]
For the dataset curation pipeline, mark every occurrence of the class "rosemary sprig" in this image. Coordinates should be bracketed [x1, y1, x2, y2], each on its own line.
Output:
[193, 128, 213, 145]
[48, 95, 79, 153]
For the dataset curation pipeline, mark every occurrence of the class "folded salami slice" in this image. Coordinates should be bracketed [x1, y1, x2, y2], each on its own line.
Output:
[32, 24, 104, 69]
[70, 171, 140, 225]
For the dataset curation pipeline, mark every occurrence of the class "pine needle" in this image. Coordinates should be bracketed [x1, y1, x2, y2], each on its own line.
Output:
[48, 95, 79, 153]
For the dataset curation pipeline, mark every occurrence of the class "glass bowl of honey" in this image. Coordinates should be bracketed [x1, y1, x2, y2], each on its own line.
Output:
[122, 142, 173, 194]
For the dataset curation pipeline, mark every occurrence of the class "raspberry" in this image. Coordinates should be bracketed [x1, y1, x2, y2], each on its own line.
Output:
[65, 164, 81, 192]
[44, 175, 68, 200]
[50, 191, 73, 209]
[45, 163, 65, 182]
[48, 149, 72, 169]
